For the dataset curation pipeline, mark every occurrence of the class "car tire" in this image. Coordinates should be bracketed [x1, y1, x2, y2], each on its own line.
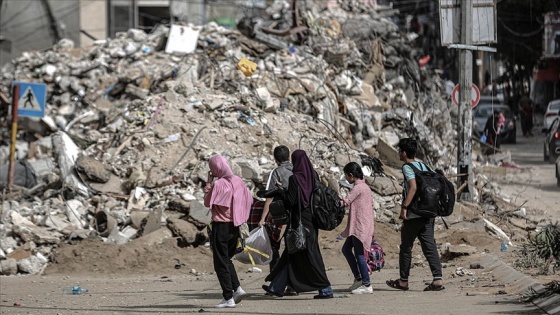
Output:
[544, 143, 549, 161]
[550, 153, 559, 164]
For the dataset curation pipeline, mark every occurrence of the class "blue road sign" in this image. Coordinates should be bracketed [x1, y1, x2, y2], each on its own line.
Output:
[12, 82, 46, 118]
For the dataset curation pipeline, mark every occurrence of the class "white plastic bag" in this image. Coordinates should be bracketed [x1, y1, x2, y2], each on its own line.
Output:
[235, 227, 273, 265]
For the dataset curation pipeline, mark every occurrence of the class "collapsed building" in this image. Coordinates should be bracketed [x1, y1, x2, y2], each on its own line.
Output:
[0, 0, 533, 276]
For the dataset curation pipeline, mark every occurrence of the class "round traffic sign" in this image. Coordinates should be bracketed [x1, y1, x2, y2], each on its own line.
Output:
[452, 84, 480, 108]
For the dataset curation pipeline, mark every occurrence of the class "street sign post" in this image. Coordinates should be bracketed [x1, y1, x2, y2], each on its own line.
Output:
[452, 84, 480, 108]
[12, 82, 46, 118]
[439, 0, 497, 202]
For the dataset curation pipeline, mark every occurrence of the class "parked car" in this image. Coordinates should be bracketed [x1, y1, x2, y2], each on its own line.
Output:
[556, 156, 560, 187]
[544, 99, 560, 129]
[473, 103, 516, 144]
[543, 112, 560, 163]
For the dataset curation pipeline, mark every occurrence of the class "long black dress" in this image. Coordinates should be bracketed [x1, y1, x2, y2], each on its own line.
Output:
[264, 176, 331, 292]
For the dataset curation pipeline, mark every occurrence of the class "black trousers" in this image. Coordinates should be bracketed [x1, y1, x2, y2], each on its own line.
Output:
[399, 217, 442, 281]
[211, 222, 241, 300]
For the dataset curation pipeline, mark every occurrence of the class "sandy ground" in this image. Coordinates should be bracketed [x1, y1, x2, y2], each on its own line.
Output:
[0, 259, 546, 315]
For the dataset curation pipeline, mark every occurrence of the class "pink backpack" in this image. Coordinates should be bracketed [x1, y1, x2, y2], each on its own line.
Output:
[365, 237, 385, 273]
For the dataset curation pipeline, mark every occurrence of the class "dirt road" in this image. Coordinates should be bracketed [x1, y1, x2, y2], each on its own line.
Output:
[0, 262, 546, 315]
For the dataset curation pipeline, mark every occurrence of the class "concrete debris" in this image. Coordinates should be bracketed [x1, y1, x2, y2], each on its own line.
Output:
[0, 258, 18, 276]
[0, 0, 529, 275]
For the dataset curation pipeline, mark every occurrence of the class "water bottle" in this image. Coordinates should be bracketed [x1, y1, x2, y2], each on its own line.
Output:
[62, 286, 88, 295]
[500, 241, 509, 252]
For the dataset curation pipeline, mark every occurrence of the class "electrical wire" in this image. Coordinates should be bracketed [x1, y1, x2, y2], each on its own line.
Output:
[498, 18, 543, 38]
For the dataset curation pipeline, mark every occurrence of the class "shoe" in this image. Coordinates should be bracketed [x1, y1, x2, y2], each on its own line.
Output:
[233, 287, 247, 304]
[262, 284, 283, 297]
[313, 294, 334, 299]
[284, 287, 299, 296]
[215, 298, 235, 308]
[348, 279, 362, 291]
[351, 285, 373, 294]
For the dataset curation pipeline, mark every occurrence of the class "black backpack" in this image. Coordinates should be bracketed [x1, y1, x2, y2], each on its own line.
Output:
[405, 163, 455, 218]
[310, 180, 346, 231]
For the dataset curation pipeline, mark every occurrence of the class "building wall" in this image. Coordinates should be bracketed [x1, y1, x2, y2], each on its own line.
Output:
[0, 0, 81, 65]
[80, 0, 107, 46]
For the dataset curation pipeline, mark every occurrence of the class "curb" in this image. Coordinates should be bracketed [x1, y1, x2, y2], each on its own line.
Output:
[480, 255, 560, 315]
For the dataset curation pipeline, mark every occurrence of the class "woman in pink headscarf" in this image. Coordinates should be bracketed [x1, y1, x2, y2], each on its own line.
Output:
[203, 155, 252, 308]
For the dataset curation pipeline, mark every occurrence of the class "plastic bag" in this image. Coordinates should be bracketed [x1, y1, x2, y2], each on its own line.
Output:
[234, 227, 273, 265]
[480, 134, 487, 143]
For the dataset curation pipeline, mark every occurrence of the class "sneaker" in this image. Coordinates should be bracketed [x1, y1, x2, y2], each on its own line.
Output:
[348, 279, 362, 291]
[352, 285, 373, 294]
[215, 298, 236, 308]
[233, 287, 247, 304]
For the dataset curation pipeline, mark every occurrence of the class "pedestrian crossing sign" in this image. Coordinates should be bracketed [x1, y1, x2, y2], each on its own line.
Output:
[12, 81, 46, 118]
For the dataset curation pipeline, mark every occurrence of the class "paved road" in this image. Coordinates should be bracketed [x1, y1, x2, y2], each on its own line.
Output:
[498, 113, 560, 222]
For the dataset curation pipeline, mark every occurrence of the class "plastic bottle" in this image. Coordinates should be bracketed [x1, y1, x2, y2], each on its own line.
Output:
[500, 241, 509, 252]
[62, 286, 88, 295]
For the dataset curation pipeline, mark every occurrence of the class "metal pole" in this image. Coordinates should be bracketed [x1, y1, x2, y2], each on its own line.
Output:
[8, 84, 19, 192]
[457, 0, 473, 201]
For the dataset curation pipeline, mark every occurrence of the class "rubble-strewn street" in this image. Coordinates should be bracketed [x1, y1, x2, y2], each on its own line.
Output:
[0, 2, 558, 312]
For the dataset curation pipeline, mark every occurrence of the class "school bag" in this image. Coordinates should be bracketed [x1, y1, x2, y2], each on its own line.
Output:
[405, 163, 455, 218]
[310, 179, 346, 231]
[365, 237, 385, 273]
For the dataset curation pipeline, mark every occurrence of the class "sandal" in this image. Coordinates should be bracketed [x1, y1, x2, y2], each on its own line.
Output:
[386, 279, 409, 291]
[423, 283, 445, 291]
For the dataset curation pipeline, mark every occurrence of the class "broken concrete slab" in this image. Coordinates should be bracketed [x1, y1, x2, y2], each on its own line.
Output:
[75, 155, 111, 183]
[0, 258, 18, 276]
[52, 131, 90, 198]
[188, 200, 211, 227]
[167, 217, 198, 244]
[234, 159, 262, 182]
[130, 210, 150, 229]
[142, 208, 163, 236]
[366, 176, 402, 196]
[17, 255, 44, 274]
[130, 226, 173, 247]
[167, 197, 191, 214]
[446, 244, 477, 256]
[12, 224, 62, 245]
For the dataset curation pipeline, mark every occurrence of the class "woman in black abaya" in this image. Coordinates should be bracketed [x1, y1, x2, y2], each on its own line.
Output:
[261, 150, 333, 299]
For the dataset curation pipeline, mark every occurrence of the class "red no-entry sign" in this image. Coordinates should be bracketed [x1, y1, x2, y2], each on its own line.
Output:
[452, 84, 480, 108]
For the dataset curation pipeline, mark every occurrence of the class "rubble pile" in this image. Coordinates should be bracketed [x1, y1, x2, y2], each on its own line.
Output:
[0, 0, 522, 276]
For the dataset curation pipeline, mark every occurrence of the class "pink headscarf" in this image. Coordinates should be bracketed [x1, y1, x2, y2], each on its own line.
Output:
[207, 155, 252, 226]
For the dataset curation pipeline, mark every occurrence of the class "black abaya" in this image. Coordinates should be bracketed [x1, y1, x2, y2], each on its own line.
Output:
[264, 176, 330, 292]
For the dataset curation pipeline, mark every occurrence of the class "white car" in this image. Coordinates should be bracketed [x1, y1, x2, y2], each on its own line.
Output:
[545, 99, 560, 129]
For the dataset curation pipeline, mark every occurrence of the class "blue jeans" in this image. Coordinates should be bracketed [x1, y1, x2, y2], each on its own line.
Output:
[268, 265, 288, 294]
[342, 236, 370, 285]
[318, 286, 333, 296]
